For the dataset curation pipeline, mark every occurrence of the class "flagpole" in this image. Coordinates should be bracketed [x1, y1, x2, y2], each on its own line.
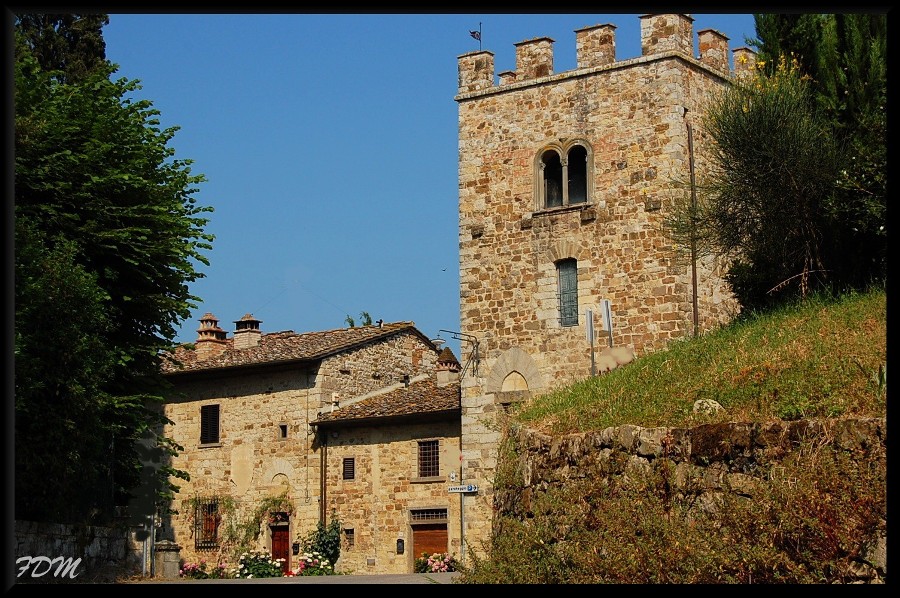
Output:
[470, 22, 482, 51]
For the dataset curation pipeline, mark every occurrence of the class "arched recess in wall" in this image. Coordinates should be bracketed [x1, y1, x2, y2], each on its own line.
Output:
[533, 138, 594, 211]
[486, 347, 544, 406]
[263, 458, 295, 494]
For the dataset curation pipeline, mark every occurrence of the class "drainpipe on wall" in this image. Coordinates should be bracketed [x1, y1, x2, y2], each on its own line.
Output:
[685, 109, 700, 337]
[320, 433, 327, 524]
[459, 437, 465, 566]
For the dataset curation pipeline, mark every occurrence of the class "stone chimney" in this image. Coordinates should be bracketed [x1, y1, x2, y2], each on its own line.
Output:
[697, 28, 730, 74]
[436, 348, 461, 387]
[233, 313, 262, 349]
[640, 14, 694, 58]
[575, 24, 616, 69]
[514, 36, 554, 80]
[195, 312, 228, 358]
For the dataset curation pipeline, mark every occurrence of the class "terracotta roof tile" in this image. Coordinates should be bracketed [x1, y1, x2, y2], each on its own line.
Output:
[311, 378, 460, 426]
[161, 321, 429, 374]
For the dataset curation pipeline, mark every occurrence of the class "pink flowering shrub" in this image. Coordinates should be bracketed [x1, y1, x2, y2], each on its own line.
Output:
[179, 559, 229, 579]
[288, 551, 334, 576]
[414, 552, 459, 573]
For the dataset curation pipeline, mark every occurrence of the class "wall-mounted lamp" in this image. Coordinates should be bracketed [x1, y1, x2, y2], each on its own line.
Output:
[439, 330, 480, 377]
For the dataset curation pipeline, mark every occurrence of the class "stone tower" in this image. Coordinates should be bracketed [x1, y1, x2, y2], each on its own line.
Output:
[454, 14, 753, 558]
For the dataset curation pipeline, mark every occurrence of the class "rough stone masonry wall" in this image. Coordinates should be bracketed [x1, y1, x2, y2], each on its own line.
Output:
[498, 417, 887, 582]
[457, 55, 738, 382]
[324, 420, 461, 575]
[317, 332, 439, 403]
[161, 366, 324, 569]
[15, 520, 144, 582]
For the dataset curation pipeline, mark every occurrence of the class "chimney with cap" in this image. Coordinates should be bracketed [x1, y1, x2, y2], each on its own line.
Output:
[195, 313, 228, 358]
[436, 348, 461, 387]
[233, 313, 262, 349]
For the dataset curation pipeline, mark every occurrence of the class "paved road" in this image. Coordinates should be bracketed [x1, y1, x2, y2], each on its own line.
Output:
[125, 572, 462, 584]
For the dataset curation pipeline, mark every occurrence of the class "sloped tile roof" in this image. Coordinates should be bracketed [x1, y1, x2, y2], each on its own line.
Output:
[161, 321, 431, 375]
[311, 378, 460, 427]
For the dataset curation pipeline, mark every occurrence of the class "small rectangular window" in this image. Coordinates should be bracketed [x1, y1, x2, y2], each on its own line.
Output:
[343, 457, 355, 480]
[418, 440, 440, 478]
[195, 497, 221, 550]
[344, 528, 355, 548]
[410, 508, 448, 522]
[200, 404, 220, 444]
[557, 259, 579, 327]
[278, 423, 288, 439]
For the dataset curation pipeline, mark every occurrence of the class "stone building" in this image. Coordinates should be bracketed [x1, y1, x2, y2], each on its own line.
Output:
[454, 14, 755, 558]
[157, 313, 462, 575]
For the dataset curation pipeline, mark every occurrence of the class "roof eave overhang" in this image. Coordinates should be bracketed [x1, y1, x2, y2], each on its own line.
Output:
[311, 408, 460, 430]
[161, 358, 318, 380]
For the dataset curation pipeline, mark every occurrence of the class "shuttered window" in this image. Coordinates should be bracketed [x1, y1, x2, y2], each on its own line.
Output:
[343, 457, 355, 480]
[558, 259, 579, 327]
[200, 404, 220, 444]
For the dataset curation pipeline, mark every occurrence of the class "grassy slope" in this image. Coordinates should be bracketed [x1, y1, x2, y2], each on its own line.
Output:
[513, 287, 886, 435]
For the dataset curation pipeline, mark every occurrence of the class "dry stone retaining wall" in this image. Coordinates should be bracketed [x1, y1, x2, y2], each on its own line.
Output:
[498, 417, 887, 582]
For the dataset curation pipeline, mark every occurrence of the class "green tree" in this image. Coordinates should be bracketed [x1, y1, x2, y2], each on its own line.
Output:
[750, 13, 887, 291]
[15, 13, 109, 84]
[669, 56, 840, 309]
[14, 17, 211, 523]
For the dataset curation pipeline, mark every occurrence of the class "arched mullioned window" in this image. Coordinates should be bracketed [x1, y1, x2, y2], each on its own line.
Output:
[535, 140, 592, 210]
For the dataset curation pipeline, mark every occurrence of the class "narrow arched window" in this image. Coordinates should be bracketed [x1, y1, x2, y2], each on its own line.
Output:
[567, 145, 587, 204]
[557, 259, 579, 327]
[542, 150, 563, 208]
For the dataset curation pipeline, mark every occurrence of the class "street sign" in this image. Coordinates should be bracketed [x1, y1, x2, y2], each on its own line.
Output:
[448, 484, 478, 493]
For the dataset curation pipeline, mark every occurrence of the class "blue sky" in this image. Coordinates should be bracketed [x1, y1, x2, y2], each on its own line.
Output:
[102, 13, 758, 358]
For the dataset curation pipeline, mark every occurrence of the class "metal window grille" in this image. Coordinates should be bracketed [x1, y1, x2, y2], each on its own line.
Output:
[558, 259, 579, 327]
[344, 528, 355, 547]
[343, 457, 355, 480]
[194, 497, 221, 550]
[418, 440, 439, 478]
[410, 508, 448, 522]
[200, 404, 220, 444]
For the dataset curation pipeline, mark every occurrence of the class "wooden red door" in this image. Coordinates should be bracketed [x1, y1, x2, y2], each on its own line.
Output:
[271, 526, 290, 574]
[412, 523, 448, 562]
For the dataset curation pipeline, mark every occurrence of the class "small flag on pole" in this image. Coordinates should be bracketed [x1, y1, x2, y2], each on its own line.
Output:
[469, 29, 481, 41]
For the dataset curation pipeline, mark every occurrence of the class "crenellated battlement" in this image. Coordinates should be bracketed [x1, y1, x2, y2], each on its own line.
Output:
[457, 13, 757, 94]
